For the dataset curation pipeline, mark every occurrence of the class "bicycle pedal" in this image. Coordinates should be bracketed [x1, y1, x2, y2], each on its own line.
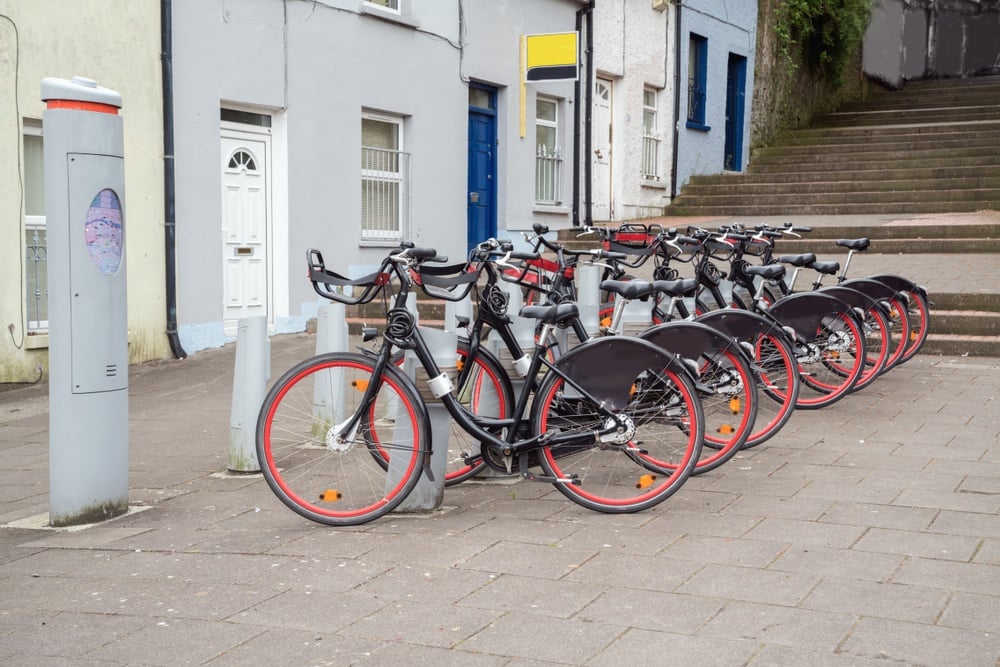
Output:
[521, 470, 581, 485]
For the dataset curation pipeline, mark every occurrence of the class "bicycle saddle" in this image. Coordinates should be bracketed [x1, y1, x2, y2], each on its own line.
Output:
[599, 279, 656, 300]
[519, 302, 579, 325]
[836, 238, 870, 251]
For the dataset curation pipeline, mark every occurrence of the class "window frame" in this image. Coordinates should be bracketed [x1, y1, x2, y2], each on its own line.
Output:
[534, 95, 563, 205]
[23, 122, 48, 332]
[363, 0, 399, 13]
[642, 87, 661, 181]
[687, 33, 710, 131]
[360, 111, 409, 244]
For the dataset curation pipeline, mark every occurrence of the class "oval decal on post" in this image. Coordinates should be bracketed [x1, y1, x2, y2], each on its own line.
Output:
[84, 188, 123, 275]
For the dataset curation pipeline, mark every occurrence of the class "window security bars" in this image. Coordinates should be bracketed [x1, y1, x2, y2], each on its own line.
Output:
[535, 145, 562, 204]
[361, 146, 409, 241]
[25, 225, 48, 331]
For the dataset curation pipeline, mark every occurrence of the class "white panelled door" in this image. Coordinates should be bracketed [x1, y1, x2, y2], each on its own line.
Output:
[221, 132, 271, 332]
[591, 78, 614, 221]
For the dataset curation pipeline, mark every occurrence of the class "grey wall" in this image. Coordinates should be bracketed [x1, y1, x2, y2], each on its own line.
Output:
[171, 0, 584, 353]
[864, 0, 1000, 86]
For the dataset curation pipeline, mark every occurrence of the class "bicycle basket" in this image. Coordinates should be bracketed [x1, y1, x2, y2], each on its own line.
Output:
[307, 248, 389, 305]
[412, 262, 481, 302]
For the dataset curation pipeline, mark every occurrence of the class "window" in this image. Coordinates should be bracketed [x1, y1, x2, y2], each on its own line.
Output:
[23, 123, 48, 332]
[642, 87, 660, 180]
[361, 113, 409, 242]
[535, 97, 562, 204]
[364, 0, 399, 12]
[687, 34, 709, 129]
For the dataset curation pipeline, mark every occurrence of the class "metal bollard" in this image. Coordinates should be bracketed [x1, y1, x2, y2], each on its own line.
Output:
[311, 302, 350, 434]
[228, 316, 269, 472]
[576, 262, 602, 336]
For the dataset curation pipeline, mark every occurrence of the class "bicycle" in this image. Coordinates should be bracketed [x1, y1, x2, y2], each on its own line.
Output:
[255, 244, 706, 525]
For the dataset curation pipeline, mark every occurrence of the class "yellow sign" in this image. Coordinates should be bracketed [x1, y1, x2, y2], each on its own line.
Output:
[524, 32, 579, 82]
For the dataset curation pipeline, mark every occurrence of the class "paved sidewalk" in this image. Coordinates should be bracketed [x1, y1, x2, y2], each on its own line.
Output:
[1, 209, 999, 665]
[3, 335, 1000, 665]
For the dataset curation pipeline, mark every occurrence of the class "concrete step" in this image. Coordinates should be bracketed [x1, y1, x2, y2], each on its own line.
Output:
[681, 176, 1000, 197]
[664, 200, 1000, 216]
[747, 145, 1000, 166]
[672, 187, 1000, 208]
[771, 237, 1000, 254]
[691, 165, 1000, 186]
[920, 334, 1000, 358]
[747, 154, 999, 175]
[754, 133, 1000, 156]
[814, 106, 1000, 127]
[790, 120, 1000, 141]
[931, 310, 1000, 337]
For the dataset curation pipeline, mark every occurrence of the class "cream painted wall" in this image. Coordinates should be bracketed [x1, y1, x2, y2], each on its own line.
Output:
[0, 1, 169, 383]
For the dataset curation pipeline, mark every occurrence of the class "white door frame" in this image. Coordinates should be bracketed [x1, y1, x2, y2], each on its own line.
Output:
[592, 76, 614, 221]
[221, 121, 273, 334]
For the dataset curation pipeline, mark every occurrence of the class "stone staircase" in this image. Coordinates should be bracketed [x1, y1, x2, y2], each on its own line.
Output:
[555, 215, 1000, 358]
[665, 76, 1000, 217]
[764, 221, 1000, 358]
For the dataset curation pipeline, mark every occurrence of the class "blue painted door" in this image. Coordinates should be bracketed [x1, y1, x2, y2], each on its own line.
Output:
[724, 54, 747, 172]
[467, 85, 497, 251]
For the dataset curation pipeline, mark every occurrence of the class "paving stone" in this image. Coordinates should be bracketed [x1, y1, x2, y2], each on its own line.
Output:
[801, 578, 949, 624]
[700, 601, 856, 653]
[893, 557, 1000, 596]
[457, 573, 605, 618]
[457, 611, 624, 663]
[342, 600, 501, 649]
[853, 526, 981, 561]
[83, 616, 264, 666]
[660, 533, 788, 568]
[202, 629, 385, 667]
[893, 488, 1000, 514]
[0, 610, 150, 659]
[720, 494, 832, 521]
[743, 517, 867, 549]
[767, 545, 903, 583]
[677, 564, 818, 606]
[938, 591, 1000, 633]
[576, 589, 723, 634]
[795, 480, 901, 505]
[746, 643, 899, 666]
[226, 589, 386, 634]
[353, 563, 497, 606]
[973, 538, 1000, 565]
[565, 552, 702, 592]
[840, 617, 1000, 667]
[818, 500, 936, 530]
[460, 540, 598, 580]
[930, 510, 1000, 539]
[587, 627, 759, 667]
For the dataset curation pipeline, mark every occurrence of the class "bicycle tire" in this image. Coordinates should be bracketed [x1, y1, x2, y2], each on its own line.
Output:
[530, 362, 704, 513]
[256, 352, 429, 526]
[898, 288, 931, 363]
[745, 331, 800, 448]
[445, 341, 515, 485]
[795, 310, 867, 409]
[639, 321, 757, 474]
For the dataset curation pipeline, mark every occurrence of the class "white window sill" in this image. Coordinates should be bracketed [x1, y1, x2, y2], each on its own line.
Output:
[641, 179, 667, 190]
[25, 333, 49, 350]
[533, 204, 571, 216]
[360, 4, 419, 28]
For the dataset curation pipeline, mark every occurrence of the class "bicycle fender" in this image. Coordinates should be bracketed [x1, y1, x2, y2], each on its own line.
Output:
[823, 284, 893, 319]
[695, 308, 790, 343]
[553, 336, 687, 411]
[639, 320, 734, 361]
[866, 273, 930, 302]
[767, 291, 851, 343]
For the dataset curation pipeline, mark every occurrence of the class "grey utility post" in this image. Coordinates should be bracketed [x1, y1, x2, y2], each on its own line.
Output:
[42, 76, 129, 527]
